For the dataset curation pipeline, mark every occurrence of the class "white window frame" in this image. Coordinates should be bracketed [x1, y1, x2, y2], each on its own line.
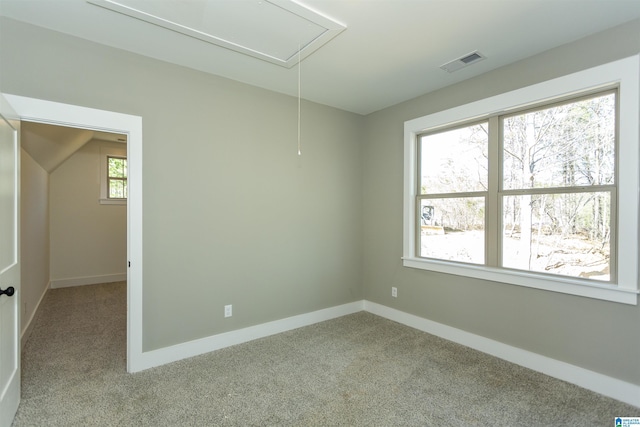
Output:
[100, 145, 127, 205]
[403, 55, 639, 305]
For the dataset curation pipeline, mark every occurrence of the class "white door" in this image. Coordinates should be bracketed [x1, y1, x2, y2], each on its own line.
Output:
[0, 94, 20, 427]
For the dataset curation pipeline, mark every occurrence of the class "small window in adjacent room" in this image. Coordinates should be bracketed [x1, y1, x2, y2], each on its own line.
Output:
[107, 156, 127, 199]
[100, 144, 127, 205]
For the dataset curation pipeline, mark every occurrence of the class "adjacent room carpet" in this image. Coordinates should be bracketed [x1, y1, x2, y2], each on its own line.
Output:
[13, 281, 636, 426]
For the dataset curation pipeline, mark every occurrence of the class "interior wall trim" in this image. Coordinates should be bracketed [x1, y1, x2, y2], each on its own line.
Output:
[20, 281, 50, 350]
[131, 297, 639, 408]
[50, 273, 127, 289]
[133, 300, 365, 372]
[364, 300, 640, 408]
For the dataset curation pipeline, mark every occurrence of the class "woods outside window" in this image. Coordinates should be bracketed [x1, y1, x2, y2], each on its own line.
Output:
[417, 91, 616, 282]
[403, 56, 639, 304]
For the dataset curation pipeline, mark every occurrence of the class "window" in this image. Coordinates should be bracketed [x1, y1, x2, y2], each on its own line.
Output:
[418, 92, 616, 279]
[404, 56, 639, 304]
[107, 156, 127, 199]
[100, 145, 127, 205]
[500, 93, 615, 281]
[418, 122, 488, 265]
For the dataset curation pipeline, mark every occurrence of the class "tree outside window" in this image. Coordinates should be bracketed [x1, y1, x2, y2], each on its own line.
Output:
[418, 122, 488, 265]
[417, 91, 616, 282]
[501, 93, 615, 280]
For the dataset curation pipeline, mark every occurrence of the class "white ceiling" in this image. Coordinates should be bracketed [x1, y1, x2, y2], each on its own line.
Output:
[1, 0, 640, 115]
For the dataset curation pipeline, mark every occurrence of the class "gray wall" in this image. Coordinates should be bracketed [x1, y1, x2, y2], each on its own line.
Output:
[362, 19, 640, 385]
[0, 18, 364, 351]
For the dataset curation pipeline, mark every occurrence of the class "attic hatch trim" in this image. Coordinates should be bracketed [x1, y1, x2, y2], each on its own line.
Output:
[87, 0, 346, 68]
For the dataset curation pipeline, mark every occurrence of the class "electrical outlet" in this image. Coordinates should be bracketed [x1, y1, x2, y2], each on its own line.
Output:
[391, 287, 397, 298]
[224, 304, 232, 318]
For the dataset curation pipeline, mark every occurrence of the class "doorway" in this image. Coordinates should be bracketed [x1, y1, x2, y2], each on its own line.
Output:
[20, 123, 129, 367]
[3, 93, 143, 372]
[22, 122, 127, 290]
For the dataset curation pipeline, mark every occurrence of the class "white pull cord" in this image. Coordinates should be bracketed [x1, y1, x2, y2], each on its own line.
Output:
[297, 45, 302, 156]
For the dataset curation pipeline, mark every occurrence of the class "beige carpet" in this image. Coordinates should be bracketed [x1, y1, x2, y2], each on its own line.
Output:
[13, 281, 637, 426]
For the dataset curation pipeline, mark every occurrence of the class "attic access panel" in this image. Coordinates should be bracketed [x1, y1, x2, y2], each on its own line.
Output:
[87, 0, 346, 68]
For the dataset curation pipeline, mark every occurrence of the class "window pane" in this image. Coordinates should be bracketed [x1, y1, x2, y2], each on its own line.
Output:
[420, 123, 488, 194]
[503, 93, 615, 190]
[419, 197, 485, 264]
[108, 179, 127, 199]
[108, 157, 127, 178]
[502, 192, 611, 280]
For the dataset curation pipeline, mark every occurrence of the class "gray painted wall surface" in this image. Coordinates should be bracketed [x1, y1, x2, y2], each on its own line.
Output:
[0, 18, 364, 351]
[362, 19, 640, 385]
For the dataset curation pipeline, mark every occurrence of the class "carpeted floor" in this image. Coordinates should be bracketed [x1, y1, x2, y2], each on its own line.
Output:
[13, 281, 637, 426]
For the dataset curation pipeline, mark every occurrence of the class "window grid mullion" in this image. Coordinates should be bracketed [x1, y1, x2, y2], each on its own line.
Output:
[415, 136, 423, 258]
[500, 185, 616, 196]
[417, 191, 487, 200]
[486, 116, 500, 267]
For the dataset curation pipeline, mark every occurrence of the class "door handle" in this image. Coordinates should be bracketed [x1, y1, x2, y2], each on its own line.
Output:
[0, 286, 15, 297]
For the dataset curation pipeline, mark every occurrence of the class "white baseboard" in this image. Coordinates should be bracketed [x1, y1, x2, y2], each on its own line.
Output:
[20, 281, 50, 350]
[364, 300, 640, 408]
[132, 300, 365, 372]
[129, 297, 639, 407]
[50, 273, 126, 289]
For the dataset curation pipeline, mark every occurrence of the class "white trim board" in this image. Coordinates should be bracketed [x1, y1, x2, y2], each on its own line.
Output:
[20, 281, 49, 350]
[135, 301, 365, 372]
[364, 301, 640, 408]
[50, 273, 127, 289]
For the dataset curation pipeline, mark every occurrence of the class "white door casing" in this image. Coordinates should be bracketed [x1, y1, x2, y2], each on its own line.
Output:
[2, 93, 144, 378]
[0, 94, 20, 427]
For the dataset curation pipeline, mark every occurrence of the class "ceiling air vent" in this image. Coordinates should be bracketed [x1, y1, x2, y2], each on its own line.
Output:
[440, 51, 486, 73]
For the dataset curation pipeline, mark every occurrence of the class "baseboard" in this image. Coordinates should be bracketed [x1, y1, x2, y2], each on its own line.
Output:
[50, 273, 127, 289]
[20, 281, 50, 350]
[131, 300, 365, 372]
[364, 300, 640, 408]
[128, 298, 640, 407]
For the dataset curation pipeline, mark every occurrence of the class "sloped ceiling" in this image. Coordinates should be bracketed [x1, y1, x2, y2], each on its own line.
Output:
[21, 122, 126, 173]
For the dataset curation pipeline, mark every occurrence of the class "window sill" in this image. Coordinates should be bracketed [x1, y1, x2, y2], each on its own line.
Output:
[402, 257, 638, 305]
[100, 198, 127, 205]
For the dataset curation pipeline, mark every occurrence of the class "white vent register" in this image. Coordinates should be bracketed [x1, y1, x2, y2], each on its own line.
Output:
[440, 50, 486, 73]
[87, 0, 346, 68]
